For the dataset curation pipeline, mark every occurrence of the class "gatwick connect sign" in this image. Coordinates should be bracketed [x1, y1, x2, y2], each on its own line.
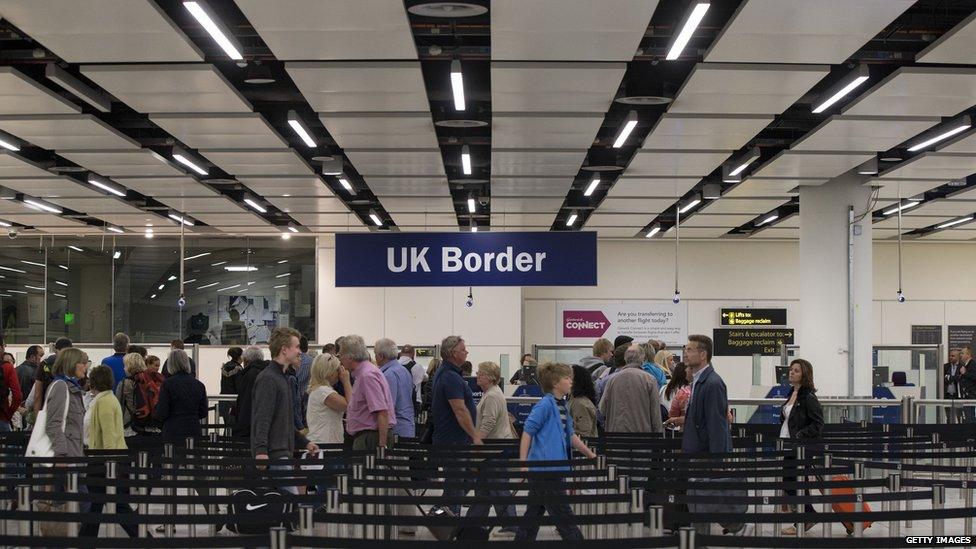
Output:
[335, 232, 597, 287]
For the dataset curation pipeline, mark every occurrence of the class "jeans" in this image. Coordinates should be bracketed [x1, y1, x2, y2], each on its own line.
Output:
[514, 478, 583, 541]
[0, 420, 10, 432]
[270, 459, 297, 495]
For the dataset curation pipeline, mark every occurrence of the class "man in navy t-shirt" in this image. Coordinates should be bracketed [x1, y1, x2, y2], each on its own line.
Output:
[101, 332, 130, 392]
[431, 336, 479, 446]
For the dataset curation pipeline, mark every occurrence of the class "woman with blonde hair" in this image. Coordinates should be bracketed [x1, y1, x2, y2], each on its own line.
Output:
[116, 353, 147, 437]
[306, 353, 350, 445]
[654, 350, 676, 376]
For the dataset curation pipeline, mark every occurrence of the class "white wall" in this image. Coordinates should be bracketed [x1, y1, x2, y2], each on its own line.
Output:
[524, 239, 976, 398]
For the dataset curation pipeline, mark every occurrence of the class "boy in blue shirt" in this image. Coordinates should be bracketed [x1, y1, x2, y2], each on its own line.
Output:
[517, 362, 597, 541]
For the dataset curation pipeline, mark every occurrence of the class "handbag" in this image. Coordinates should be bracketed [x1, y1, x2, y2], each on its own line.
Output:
[25, 380, 70, 463]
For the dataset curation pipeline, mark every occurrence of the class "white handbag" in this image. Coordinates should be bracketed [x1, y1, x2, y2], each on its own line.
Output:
[25, 380, 70, 463]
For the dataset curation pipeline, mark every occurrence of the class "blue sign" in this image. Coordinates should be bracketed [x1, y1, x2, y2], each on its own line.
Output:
[335, 231, 597, 287]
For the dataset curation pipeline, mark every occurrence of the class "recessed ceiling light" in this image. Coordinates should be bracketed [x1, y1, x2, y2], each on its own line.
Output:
[0, 132, 20, 151]
[225, 266, 258, 272]
[184, 252, 211, 260]
[678, 194, 702, 214]
[612, 111, 638, 148]
[757, 213, 779, 226]
[182, 1, 244, 60]
[197, 282, 219, 290]
[172, 148, 208, 176]
[287, 110, 317, 148]
[157, 284, 165, 290]
[338, 176, 354, 193]
[882, 200, 921, 216]
[408, 2, 487, 18]
[666, 2, 710, 61]
[812, 66, 870, 114]
[450, 59, 465, 111]
[243, 197, 267, 214]
[169, 213, 195, 226]
[369, 210, 383, 227]
[583, 176, 600, 197]
[460, 144, 472, 175]
[565, 211, 578, 227]
[281, 232, 291, 240]
[907, 116, 972, 152]
[645, 225, 661, 238]
[23, 198, 62, 214]
[21, 260, 45, 267]
[435, 119, 488, 128]
[467, 195, 476, 213]
[937, 215, 975, 229]
[217, 284, 241, 292]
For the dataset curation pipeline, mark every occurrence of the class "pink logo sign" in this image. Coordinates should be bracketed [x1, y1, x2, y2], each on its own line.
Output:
[563, 310, 610, 338]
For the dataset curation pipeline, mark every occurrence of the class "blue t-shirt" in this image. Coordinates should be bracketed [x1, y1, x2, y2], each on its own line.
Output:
[101, 353, 126, 392]
[431, 361, 476, 445]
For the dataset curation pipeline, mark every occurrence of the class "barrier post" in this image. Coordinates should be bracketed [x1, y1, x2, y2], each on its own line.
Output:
[185, 437, 196, 537]
[164, 443, 175, 538]
[888, 473, 901, 538]
[853, 462, 864, 538]
[326, 488, 340, 538]
[137, 451, 148, 538]
[269, 525, 288, 549]
[16, 484, 30, 537]
[352, 463, 365, 539]
[900, 395, 912, 423]
[630, 487, 644, 537]
[678, 525, 695, 549]
[648, 505, 663, 537]
[66, 471, 79, 538]
[363, 456, 375, 540]
[964, 467, 973, 534]
[599, 464, 616, 540]
[299, 505, 314, 536]
[106, 460, 119, 538]
[616, 475, 630, 538]
[795, 446, 805, 539]
[932, 484, 945, 537]
[822, 454, 832, 538]
[207, 442, 217, 537]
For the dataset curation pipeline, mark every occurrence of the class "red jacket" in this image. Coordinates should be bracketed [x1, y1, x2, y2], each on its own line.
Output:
[1, 360, 23, 423]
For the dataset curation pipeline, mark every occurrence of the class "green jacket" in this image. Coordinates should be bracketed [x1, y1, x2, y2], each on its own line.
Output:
[88, 391, 127, 450]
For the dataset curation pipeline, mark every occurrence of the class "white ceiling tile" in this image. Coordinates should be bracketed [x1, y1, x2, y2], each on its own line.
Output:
[491, 62, 626, 112]
[792, 115, 940, 152]
[918, 229, 976, 241]
[364, 176, 449, 197]
[917, 11, 976, 64]
[865, 179, 945, 200]
[265, 196, 347, 214]
[155, 196, 244, 214]
[115, 177, 219, 198]
[491, 0, 658, 61]
[382, 197, 455, 213]
[658, 227, 733, 239]
[880, 153, 976, 181]
[642, 114, 773, 150]
[492, 197, 564, 214]
[670, 63, 829, 115]
[492, 150, 586, 177]
[749, 227, 798, 239]
[938, 132, 976, 154]
[344, 149, 445, 177]
[593, 227, 641, 238]
[843, 67, 976, 117]
[679, 214, 755, 228]
[320, 113, 437, 149]
[389, 213, 458, 226]
[0, 177, 103, 198]
[47, 197, 144, 214]
[491, 177, 572, 197]
[150, 113, 286, 149]
[872, 215, 951, 229]
[0, 0, 202, 62]
[236, 0, 417, 60]
[0, 152, 56, 177]
[291, 213, 364, 226]
[754, 150, 872, 178]
[627, 150, 731, 177]
[95, 212, 171, 227]
[287, 61, 429, 112]
[58, 149, 183, 177]
[706, 0, 914, 64]
[0, 114, 138, 150]
[0, 67, 80, 115]
[911, 199, 976, 217]
[1, 213, 85, 227]
[608, 177, 698, 198]
[398, 225, 461, 233]
[491, 213, 555, 227]
[236, 176, 334, 197]
[492, 114, 604, 149]
[200, 149, 312, 176]
[723, 178, 811, 198]
[193, 212, 271, 227]
[596, 197, 675, 214]
[703, 198, 788, 215]
[80, 65, 251, 113]
[586, 213, 649, 227]
[485, 226, 549, 232]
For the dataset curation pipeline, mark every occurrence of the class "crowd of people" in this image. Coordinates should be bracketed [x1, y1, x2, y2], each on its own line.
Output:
[0, 330, 831, 539]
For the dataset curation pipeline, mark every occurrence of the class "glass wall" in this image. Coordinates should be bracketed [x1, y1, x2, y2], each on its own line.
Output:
[1, 235, 315, 345]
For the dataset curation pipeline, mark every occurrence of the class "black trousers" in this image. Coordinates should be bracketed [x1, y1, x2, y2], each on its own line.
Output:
[783, 454, 817, 516]
[79, 468, 140, 538]
[515, 478, 583, 541]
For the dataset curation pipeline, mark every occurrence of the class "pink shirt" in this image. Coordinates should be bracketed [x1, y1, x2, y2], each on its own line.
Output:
[345, 361, 396, 435]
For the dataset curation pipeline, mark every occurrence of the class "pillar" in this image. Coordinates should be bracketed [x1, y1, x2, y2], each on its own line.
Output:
[798, 173, 873, 396]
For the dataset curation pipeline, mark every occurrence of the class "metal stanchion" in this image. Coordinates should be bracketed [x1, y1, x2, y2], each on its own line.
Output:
[184, 437, 196, 537]
[207, 442, 217, 537]
[905, 426, 915, 528]
[678, 525, 695, 549]
[853, 462, 864, 538]
[326, 488, 341, 538]
[616, 475, 630, 539]
[795, 446, 805, 540]
[598, 464, 616, 540]
[106, 460, 119, 538]
[630, 487, 644, 537]
[66, 471, 79, 538]
[16, 484, 30, 537]
[932, 483, 945, 537]
[821, 453, 832, 538]
[269, 525, 288, 549]
[964, 461, 973, 535]
[299, 505, 314, 536]
[137, 451, 148, 538]
[888, 473, 901, 538]
[164, 443, 175, 538]
[648, 505, 663, 537]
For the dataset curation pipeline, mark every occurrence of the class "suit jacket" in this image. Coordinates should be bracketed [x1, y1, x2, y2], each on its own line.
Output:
[681, 365, 732, 454]
[944, 362, 961, 398]
[959, 359, 976, 398]
[780, 386, 823, 439]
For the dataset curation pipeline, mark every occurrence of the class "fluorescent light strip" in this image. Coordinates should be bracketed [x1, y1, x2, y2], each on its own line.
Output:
[197, 282, 219, 290]
[882, 200, 921, 216]
[211, 261, 227, 266]
[158, 284, 165, 290]
[281, 232, 292, 240]
[107, 226, 124, 234]
[812, 75, 870, 114]
[584, 177, 601, 197]
[758, 214, 779, 226]
[450, 60, 465, 111]
[369, 213, 383, 226]
[68, 245, 83, 252]
[150, 294, 157, 299]
[24, 199, 62, 214]
[54, 293, 66, 299]
[0, 266, 27, 274]
[20, 260, 45, 267]
[338, 178, 353, 193]
[470, 226, 478, 232]
[113, 251, 121, 260]
[287, 118, 317, 148]
[467, 197, 476, 213]
[0, 220, 11, 227]
[0, 294, 12, 297]
[184, 278, 197, 284]
[937, 216, 975, 229]
[0, 137, 19, 151]
[88, 176, 126, 197]
[217, 284, 241, 292]
[25, 285, 45, 291]
[666, 2, 710, 60]
[184, 252, 211, 260]
[169, 213, 194, 226]
[275, 272, 290, 278]
[183, 1, 243, 60]
[461, 152, 472, 175]
[288, 226, 299, 233]
[565, 213, 578, 227]
[6, 289, 27, 294]
[274, 284, 287, 289]
[225, 266, 257, 272]
[612, 114, 638, 148]
[168, 275, 177, 281]
[645, 226, 661, 238]
[172, 154, 208, 176]
[243, 198, 267, 214]
[907, 123, 972, 152]
[277, 260, 288, 264]
[678, 198, 701, 214]
[54, 280, 68, 287]
[728, 157, 758, 177]
[58, 265, 68, 270]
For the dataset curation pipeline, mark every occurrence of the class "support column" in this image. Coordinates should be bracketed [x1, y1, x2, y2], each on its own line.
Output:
[799, 173, 873, 397]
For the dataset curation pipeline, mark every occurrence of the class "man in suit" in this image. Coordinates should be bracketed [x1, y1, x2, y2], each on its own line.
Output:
[958, 345, 976, 423]
[944, 348, 963, 423]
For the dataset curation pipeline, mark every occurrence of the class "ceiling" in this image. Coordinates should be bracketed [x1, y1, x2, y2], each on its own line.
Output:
[0, 0, 973, 242]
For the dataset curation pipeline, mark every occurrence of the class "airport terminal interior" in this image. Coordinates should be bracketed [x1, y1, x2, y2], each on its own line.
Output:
[3, 0, 976, 547]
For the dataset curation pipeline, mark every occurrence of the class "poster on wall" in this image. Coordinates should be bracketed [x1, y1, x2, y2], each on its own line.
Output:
[910, 325, 942, 345]
[948, 326, 976, 350]
[713, 328, 794, 356]
[556, 301, 688, 345]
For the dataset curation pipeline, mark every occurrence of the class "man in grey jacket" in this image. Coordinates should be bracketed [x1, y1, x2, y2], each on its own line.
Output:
[251, 326, 318, 493]
[598, 344, 663, 433]
[580, 338, 613, 378]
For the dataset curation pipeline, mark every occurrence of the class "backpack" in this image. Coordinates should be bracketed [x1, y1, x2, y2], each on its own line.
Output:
[132, 371, 163, 422]
[225, 489, 293, 534]
[401, 360, 419, 408]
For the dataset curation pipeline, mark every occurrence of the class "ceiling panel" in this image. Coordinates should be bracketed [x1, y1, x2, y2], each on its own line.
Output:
[911, 199, 976, 217]
[0, 0, 202, 62]
[492, 197, 564, 213]
[586, 213, 648, 227]
[0, 67, 80, 115]
[723, 178, 810, 198]
[916, 12, 976, 64]
[115, 177, 219, 198]
[680, 214, 755, 228]
[485, 226, 549, 232]
[491, 0, 657, 61]
[286, 62, 428, 112]
[200, 149, 312, 176]
[491, 150, 586, 176]
[0, 177, 103, 198]
[193, 212, 271, 227]
[320, 113, 437, 149]
[344, 149, 445, 176]
[608, 177, 699, 198]
[151, 113, 286, 149]
[792, 115, 940, 152]
[865, 179, 945, 200]
[491, 177, 572, 197]
[492, 114, 604, 149]
[674, 227, 732, 238]
[235, 0, 416, 60]
[593, 227, 641, 238]
[155, 196, 244, 214]
[398, 225, 462, 233]
[363, 176, 449, 197]
[703, 198, 787, 215]
[749, 228, 799, 239]
[94, 212, 173, 228]
[213, 224, 282, 234]
[626, 150, 731, 177]
[642, 114, 773, 150]
[753, 151, 872, 178]
[919, 229, 976, 241]
[1, 213, 85, 227]
[670, 63, 829, 115]
[872, 215, 950, 229]
[47, 197, 144, 214]
[938, 132, 976, 154]
[0, 114, 139, 150]
[595, 197, 675, 214]
[59, 149, 184, 177]
[490, 213, 554, 227]
[705, 0, 913, 64]
[491, 62, 626, 112]
[0, 152, 57, 177]
[382, 197, 455, 213]
[290, 213, 364, 226]
[880, 153, 976, 181]
[843, 67, 976, 117]
[265, 196, 347, 214]
[236, 176, 334, 197]
[80, 65, 251, 113]
[389, 213, 458, 226]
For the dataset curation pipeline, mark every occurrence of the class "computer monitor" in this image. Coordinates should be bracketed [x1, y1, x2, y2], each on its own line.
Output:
[873, 366, 889, 386]
[775, 366, 789, 385]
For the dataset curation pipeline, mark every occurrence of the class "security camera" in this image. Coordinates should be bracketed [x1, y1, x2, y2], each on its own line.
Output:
[896, 291, 906, 303]
[7, 229, 17, 240]
[478, 197, 489, 206]
[465, 297, 474, 308]
[672, 291, 681, 304]
[177, 296, 187, 308]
